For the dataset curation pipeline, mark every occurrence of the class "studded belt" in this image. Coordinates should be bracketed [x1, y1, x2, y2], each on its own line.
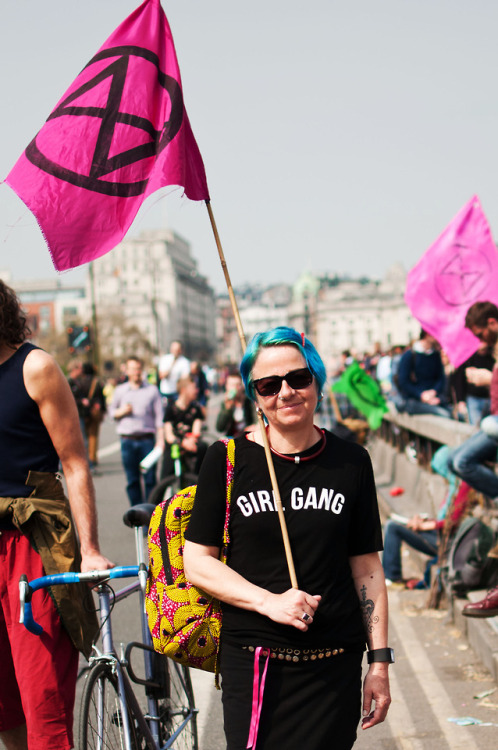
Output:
[242, 645, 346, 662]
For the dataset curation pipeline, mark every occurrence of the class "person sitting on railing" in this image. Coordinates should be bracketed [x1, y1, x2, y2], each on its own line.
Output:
[395, 330, 452, 418]
[447, 302, 498, 502]
[456, 302, 498, 617]
[452, 342, 495, 425]
[382, 478, 471, 588]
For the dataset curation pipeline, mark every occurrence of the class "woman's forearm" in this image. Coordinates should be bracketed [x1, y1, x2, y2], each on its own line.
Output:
[183, 540, 321, 631]
[349, 552, 389, 649]
[184, 541, 268, 612]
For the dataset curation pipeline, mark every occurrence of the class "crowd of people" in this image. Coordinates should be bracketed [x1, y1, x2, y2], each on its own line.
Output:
[330, 302, 497, 429]
[327, 302, 498, 505]
[321, 302, 498, 611]
[65, 302, 498, 606]
[66, 341, 258, 508]
[0, 271, 395, 748]
[4, 264, 498, 749]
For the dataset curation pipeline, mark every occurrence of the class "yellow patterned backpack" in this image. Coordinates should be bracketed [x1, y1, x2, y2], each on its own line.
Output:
[146, 439, 234, 676]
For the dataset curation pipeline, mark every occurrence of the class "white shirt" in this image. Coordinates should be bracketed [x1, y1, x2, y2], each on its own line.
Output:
[158, 353, 190, 395]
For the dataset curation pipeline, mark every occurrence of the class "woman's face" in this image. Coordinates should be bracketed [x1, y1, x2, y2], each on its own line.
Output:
[251, 345, 318, 431]
[182, 379, 199, 403]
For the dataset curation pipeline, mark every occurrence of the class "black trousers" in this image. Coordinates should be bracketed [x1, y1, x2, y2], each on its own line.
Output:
[219, 642, 363, 750]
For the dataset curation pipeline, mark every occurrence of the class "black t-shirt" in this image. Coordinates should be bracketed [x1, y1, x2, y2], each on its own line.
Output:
[185, 430, 383, 650]
[163, 401, 204, 440]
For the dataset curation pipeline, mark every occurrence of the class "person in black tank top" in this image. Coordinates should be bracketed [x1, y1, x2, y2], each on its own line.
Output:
[0, 280, 113, 750]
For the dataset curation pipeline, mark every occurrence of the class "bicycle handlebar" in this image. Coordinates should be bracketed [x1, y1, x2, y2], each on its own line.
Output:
[19, 566, 140, 635]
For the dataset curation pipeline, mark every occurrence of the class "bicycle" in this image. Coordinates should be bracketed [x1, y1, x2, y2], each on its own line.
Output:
[19, 503, 199, 750]
[147, 443, 198, 506]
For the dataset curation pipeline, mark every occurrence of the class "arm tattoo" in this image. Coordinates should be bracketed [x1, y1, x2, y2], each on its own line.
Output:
[359, 584, 379, 634]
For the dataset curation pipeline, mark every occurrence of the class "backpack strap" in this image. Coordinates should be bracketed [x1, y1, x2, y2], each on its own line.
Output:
[220, 438, 235, 554]
[158, 438, 235, 580]
[159, 496, 173, 585]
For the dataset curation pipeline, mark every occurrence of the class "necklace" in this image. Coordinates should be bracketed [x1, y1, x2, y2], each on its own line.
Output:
[266, 425, 326, 464]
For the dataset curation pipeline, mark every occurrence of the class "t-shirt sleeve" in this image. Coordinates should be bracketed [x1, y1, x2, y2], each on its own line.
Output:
[193, 403, 204, 422]
[185, 441, 227, 547]
[347, 446, 383, 556]
[163, 402, 174, 425]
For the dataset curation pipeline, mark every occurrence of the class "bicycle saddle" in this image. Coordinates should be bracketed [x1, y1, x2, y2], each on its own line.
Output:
[123, 503, 156, 528]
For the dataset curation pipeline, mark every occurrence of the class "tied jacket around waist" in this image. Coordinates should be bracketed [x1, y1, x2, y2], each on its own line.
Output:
[0, 470, 98, 659]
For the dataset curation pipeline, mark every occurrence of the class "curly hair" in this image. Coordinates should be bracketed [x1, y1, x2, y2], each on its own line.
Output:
[0, 280, 31, 348]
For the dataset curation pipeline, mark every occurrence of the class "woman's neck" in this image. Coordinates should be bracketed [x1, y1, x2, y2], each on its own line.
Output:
[176, 395, 189, 410]
[266, 423, 319, 455]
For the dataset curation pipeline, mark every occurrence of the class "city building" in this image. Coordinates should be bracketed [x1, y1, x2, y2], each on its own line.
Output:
[215, 284, 291, 365]
[90, 229, 217, 363]
[306, 264, 419, 359]
[215, 265, 419, 365]
[0, 272, 88, 337]
[3, 256, 420, 372]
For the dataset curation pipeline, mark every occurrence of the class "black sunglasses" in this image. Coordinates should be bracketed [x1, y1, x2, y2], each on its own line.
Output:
[252, 367, 314, 397]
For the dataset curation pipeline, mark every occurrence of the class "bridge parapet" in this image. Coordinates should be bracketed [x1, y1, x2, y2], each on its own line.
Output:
[371, 410, 477, 520]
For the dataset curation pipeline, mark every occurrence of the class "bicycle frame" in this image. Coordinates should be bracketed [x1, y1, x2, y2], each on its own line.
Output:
[20, 522, 198, 750]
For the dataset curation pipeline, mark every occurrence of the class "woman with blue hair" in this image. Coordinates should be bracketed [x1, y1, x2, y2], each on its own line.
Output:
[184, 326, 391, 749]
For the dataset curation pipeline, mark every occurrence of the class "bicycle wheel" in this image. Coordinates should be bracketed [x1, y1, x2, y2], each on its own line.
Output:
[147, 474, 197, 506]
[79, 661, 145, 750]
[154, 658, 198, 750]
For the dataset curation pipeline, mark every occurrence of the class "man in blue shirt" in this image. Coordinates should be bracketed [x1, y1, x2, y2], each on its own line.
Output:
[111, 356, 164, 505]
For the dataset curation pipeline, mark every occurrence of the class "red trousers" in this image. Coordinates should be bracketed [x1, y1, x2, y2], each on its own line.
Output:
[0, 530, 78, 750]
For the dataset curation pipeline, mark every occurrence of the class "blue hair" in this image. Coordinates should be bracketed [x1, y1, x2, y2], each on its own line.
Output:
[240, 326, 327, 402]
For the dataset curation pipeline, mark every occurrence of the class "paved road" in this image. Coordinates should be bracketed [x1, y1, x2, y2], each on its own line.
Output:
[73, 416, 225, 749]
[71, 416, 498, 750]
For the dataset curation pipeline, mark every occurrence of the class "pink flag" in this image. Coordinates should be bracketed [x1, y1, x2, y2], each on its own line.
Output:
[5, 0, 209, 272]
[405, 195, 498, 367]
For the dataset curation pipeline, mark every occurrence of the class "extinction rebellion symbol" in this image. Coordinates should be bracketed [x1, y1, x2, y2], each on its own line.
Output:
[25, 46, 184, 197]
[434, 242, 491, 307]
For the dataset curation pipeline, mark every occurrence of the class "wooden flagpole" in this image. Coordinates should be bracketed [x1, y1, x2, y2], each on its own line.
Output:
[205, 200, 298, 589]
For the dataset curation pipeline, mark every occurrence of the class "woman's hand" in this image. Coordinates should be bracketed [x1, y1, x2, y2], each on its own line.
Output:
[466, 367, 492, 387]
[361, 663, 391, 729]
[260, 589, 321, 631]
[181, 434, 198, 453]
[407, 514, 436, 532]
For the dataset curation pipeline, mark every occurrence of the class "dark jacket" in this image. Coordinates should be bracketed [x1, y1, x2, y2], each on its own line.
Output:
[216, 398, 255, 437]
[453, 349, 495, 402]
[397, 347, 447, 402]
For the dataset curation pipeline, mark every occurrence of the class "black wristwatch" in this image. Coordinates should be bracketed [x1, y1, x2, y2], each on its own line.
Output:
[367, 648, 395, 664]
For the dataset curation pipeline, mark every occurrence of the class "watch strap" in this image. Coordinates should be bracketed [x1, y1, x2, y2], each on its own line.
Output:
[367, 647, 394, 664]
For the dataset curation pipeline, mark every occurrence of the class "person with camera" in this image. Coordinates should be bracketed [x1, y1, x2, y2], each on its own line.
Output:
[216, 369, 256, 438]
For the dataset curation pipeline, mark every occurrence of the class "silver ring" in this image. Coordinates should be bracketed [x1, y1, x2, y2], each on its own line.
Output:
[302, 613, 311, 622]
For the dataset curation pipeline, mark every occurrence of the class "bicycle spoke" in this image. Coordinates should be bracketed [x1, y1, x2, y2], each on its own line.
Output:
[80, 662, 143, 750]
[155, 662, 198, 750]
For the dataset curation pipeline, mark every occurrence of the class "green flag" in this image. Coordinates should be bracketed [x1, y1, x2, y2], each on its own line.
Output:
[331, 361, 388, 430]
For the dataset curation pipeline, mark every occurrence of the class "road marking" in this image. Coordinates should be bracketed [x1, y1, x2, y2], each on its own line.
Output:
[389, 591, 480, 750]
[97, 441, 120, 458]
[384, 664, 426, 750]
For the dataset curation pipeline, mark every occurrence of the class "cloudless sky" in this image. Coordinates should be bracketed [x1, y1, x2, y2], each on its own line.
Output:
[2, 0, 498, 291]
